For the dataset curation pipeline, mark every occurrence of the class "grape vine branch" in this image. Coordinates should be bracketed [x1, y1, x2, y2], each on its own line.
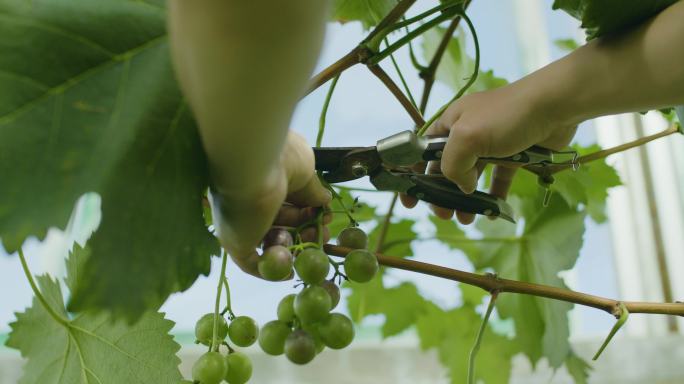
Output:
[324, 244, 684, 317]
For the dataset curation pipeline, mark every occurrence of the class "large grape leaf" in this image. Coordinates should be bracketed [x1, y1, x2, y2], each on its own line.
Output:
[473, 195, 585, 368]
[0, 0, 219, 318]
[552, 0, 678, 38]
[346, 277, 428, 338]
[415, 300, 519, 383]
[6, 250, 182, 383]
[422, 27, 508, 94]
[331, 0, 398, 29]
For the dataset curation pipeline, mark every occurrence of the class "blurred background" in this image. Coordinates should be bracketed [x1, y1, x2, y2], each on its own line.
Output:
[1, 0, 683, 382]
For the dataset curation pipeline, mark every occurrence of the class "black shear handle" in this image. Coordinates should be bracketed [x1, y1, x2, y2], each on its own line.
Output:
[405, 174, 514, 221]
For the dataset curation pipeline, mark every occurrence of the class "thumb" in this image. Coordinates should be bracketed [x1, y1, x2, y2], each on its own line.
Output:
[287, 172, 332, 207]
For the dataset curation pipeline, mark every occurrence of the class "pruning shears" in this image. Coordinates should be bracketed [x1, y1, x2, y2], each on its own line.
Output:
[314, 130, 578, 223]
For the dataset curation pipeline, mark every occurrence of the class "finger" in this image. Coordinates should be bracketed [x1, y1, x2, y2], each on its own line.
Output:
[300, 226, 330, 243]
[440, 122, 482, 194]
[229, 249, 261, 278]
[490, 165, 517, 200]
[273, 205, 332, 227]
[287, 172, 332, 207]
[399, 162, 426, 209]
[400, 193, 418, 208]
[454, 162, 486, 224]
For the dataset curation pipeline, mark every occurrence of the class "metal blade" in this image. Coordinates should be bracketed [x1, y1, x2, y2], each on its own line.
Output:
[314, 146, 382, 183]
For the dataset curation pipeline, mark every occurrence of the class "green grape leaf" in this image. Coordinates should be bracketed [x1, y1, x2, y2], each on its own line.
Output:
[565, 351, 592, 384]
[6, 250, 182, 383]
[416, 302, 519, 384]
[422, 27, 508, 94]
[551, 145, 621, 223]
[474, 195, 586, 368]
[368, 218, 417, 256]
[346, 278, 427, 338]
[554, 38, 581, 52]
[428, 215, 481, 259]
[552, 0, 678, 39]
[330, 0, 398, 29]
[0, 0, 219, 319]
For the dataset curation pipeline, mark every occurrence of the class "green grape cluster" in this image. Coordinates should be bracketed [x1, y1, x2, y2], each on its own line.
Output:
[254, 224, 378, 366]
[188, 313, 259, 384]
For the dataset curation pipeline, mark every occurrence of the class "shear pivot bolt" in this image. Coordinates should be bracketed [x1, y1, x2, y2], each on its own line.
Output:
[415, 193, 425, 199]
[351, 162, 368, 178]
[512, 154, 522, 161]
[483, 209, 493, 216]
[435, 150, 443, 159]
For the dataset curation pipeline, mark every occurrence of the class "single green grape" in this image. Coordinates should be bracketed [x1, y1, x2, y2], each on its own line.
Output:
[294, 285, 332, 324]
[320, 279, 340, 309]
[294, 248, 330, 284]
[258, 245, 293, 281]
[344, 249, 379, 283]
[285, 329, 316, 365]
[258, 320, 292, 355]
[192, 351, 227, 384]
[336, 226, 368, 249]
[225, 351, 253, 384]
[318, 313, 354, 349]
[194, 313, 228, 346]
[277, 294, 296, 323]
[228, 316, 259, 347]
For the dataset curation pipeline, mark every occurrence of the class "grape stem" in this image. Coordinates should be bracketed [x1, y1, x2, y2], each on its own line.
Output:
[211, 250, 229, 352]
[221, 276, 235, 320]
[18, 248, 70, 327]
[304, 0, 417, 96]
[592, 302, 629, 360]
[417, 11, 480, 136]
[467, 291, 498, 384]
[323, 244, 684, 317]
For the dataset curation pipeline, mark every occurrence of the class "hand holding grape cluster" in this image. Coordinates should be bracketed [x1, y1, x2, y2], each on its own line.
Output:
[187, 223, 378, 383]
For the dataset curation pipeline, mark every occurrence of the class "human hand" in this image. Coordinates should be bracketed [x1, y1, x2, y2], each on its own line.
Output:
[209, 131, 332, 277]
[401, 82, 577, 224]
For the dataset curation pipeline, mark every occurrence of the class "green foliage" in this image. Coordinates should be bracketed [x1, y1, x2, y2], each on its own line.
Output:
[416, 300, 519, 384]
[554, 38, 581, 52]
[551, 145, 622, 223]
[328, 189, 378, 236]
[552, 0, 679, 38]
[6, 249, 182, 383]
[422, 27, 508, 94]
[474, 196, 585, 368]
[346, 276, 428, 338]
[0, 0, 219, 319]
[368, 218, 418, 256]
[330, 0, 398, 29]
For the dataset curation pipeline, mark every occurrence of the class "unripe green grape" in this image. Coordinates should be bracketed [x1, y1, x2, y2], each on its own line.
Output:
[284, 330, 316, 365]
[192, 351, 227, 384]
[294, 248, 330, 284]
[224, 352, 252, 384]
[228, 316, 259, 347]
[194, 313, 228, 346]
[318, 313, 354, 349]
[294, 285, 332, 324]
[277, 294, 296, 323]
[344, 249, 378, 283]
[258, 320, 292, 355]
[258, 245, 293, 281]
[337, 227, 368, 249]
[320, 279, 340, 309]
